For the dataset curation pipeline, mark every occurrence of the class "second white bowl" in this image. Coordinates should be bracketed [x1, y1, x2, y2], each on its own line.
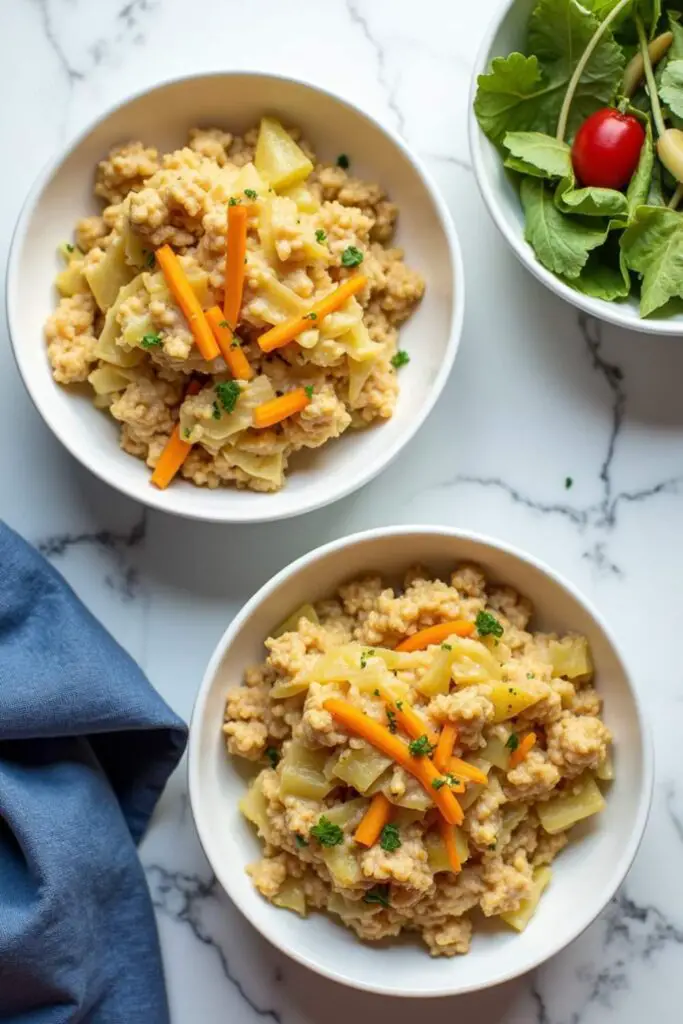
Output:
[7, 73, 464, 522]
[189, 526, 652, 996]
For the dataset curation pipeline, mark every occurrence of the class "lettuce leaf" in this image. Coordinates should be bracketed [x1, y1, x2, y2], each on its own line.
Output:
[475, 0, 625, 144]
[659, 59, 683, 117]
[620, 206, 683, 314]
[555, 179, 629, 216]
[521, 178, 611, 278]
[503, 131, 572, 177]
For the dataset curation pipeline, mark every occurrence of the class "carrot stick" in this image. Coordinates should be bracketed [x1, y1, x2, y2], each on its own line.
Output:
[376, 684, 440, 748]
[324, 698, 464, 825]
[224, 204, 248, 327]
[150, 379, 201, 490]
[395, 620, 475, 652]
[509, 732, 537, 769]
[354, 792, 392, 847]
[438, 816, 462, 874]
[253, 388, 310, 429]
[205, 305, 254, 380]
[434, 722, 458, 774]
[258, 275, 368, 353]
[448, 756, 489, 786]
[156, 245, 220, 361]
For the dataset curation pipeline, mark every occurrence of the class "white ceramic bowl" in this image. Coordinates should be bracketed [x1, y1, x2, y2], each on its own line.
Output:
[189, 525, 652, 996]
[469, 0, 681, 335]
[7, 73, 463, 523]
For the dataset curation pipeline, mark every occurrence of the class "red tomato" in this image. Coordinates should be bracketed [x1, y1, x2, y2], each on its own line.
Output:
[571, 108, 645, 190]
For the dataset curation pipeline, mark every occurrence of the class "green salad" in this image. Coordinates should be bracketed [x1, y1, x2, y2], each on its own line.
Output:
[474, 0, 683, 317]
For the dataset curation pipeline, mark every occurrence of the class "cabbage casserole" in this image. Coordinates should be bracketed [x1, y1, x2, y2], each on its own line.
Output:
[45, 118, 424, 491]
[223, 562, 613, 956]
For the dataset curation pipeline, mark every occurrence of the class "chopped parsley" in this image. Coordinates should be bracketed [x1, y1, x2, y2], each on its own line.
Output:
[244, 188, 258, 200]
[140, 332, 163, 349]
[228, 196, 241, 206]
[231, 338, 241, 348]
[183, 427, 192, 440]
[391, 350, 410, 369]
[445, 773, 462, 787]
[488, 843, 497, 851]
[359, 647, 375, 669]
[295, 834, 308, 848]
[310, 815, 344, 847]
[506, 733, 520, 752]
[565, 476, 573, 489]
[341, 245, 364, 268]
[432, 778, 446, 791]
[395, 700, 404, 710]
[441, 642, 452, 651]
[476, 610, 504, 639]
[304, 312, 318, 320]
[373, 688, 380, 697]
[386, 709, 398, 734]
[408, 734, 436, 757]
[315, 228, 327, 243]
[265, 747, 281, 769]
[304, 385, 314, 399]
[212, 401, 221, 420]
[146, 251, 155, 268]
[379, 824, 401, 852]
[219, 319, 232, 330]
[363, 884, 390, 908]
[336, 153, 350, 169]
[526, 672, 535, 680]
[215, 379, 241, 414]
[65, 242, 75, 253]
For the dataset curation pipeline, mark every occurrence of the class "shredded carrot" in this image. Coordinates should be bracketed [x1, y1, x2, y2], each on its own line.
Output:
[224, 204, 248, 327]
[354, 792, 392, 847]
[448, 756, 489, 786]
[395, 620, 475, 652]
[434, 722, 458, 774]
[205, 306, 254, 380]
[375, 684, 440, 748]
[509, 732, 537, 769]
[258, 275, 368, 353]
[324, 698, 463, 825]
[438, 816, 462, 874]
[150, 379, 201, 489]
[253, 388, 310, 429]
[156, 245, 220, 361]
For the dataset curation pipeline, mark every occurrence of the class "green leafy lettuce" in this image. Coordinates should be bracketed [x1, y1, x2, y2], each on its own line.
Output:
[621, 205, 683, 313]
[520, 178, 610, 277]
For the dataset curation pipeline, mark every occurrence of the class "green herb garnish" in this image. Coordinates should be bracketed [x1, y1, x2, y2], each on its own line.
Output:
[432, 777, 446, 791]
[506, 733, 520, 752]
[379, 824, 401, 852]
[360, 647, 375, 669]
[441, 642, 452, 651]
[565, 476, 573, 489]
[336, 154, 350, 169]
[140, 332, 163, 349]
[391, 350, 410, 369]
[373, 688, 380, 697]
[295, 834, 308, 848]
[229, 196, 241, 206]
[212, 401, 221, 420]
[183, 428, 192, 440]
[363, 884, 390, 908]
[215, 380, 241, 414]
[386, 709, 398, 734]
[244, 188, 258, 200]
[315, 229, 327, 243]
[408, 734, 436, 757]
[310, 815, 344, 847]
[341, 245, 363, 268]
[266, 747, 281, 769]
[65, 242, 74, 253]
[527, 672, 535, 679]
[304, 385, 314, 399]
[476, 610, 503, 638]
[304, 312, 317, 320]
[395, 700, 403, 710]
[146, 251, 155, 268]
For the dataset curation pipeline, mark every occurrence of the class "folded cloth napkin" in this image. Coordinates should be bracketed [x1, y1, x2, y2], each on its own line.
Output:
[0, 522, 187, 1023]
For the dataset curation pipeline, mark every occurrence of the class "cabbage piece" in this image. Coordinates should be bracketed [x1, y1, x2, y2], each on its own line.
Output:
[84, 234, 135, 311]
[332, 744, 392, 793]
[501, 866, 552, 931]
[458, 759, 492, 810]
[549, 634, 593, 681]
[179, 376, 275, 449]
[272, 603, 320, 639]
[328, 892, 382, 918]
[322, 842, 363, 887]
[255, 116, 314, 190]
[94, 276, 145, 367]
[229, 450, 285, 488]
[88, 364, 137, 395]
[536, 774, 605, 835]
[348, 357, 375, 406]
[121, 213, 150, 269]
[273, 878, 307, 917]
[424, 828, 470, 873]
[239, 772, 271, 839]
[56, 244, 87, 297]
[324, 797, 368, 828]
[480, 733, 512, 771]
[280, 183, 321, 213]
[596, 751, 614, 782]
[143, 261, 212, 311]
[416, 636, 502, 698]
[488, 682, 544, 723]
[342, 319, 383, 363]
[230, 162, 268, 200]
[279, 742, 334, 801]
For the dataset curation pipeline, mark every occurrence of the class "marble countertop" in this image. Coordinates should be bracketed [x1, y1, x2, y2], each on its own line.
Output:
[2, 0, 683, 1020]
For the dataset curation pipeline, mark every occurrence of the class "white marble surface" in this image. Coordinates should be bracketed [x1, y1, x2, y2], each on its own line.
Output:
[2, 0, 683, 1020]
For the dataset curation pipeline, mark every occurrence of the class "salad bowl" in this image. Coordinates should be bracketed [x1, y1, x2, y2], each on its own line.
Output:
[469, 0, 683, 335]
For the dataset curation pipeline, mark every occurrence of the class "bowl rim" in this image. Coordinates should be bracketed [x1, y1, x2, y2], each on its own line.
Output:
[468, 0, 683, 337]
[6, 70, 465, 524]
[188, 523, 654, 997]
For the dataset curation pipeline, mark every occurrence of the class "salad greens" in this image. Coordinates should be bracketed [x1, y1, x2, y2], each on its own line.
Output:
[474, 0, 683, 317]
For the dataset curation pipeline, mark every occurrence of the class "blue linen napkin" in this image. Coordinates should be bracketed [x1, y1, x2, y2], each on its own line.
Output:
[0, 522, 187, 1023]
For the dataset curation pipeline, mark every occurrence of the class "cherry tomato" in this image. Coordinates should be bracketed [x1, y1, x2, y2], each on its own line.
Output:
[571, 108, 645, 190]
